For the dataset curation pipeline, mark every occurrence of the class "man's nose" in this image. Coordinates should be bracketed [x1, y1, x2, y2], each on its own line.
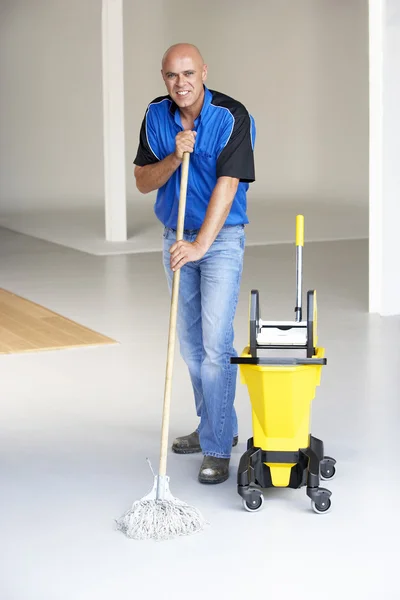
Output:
[177, 74, 186, 86]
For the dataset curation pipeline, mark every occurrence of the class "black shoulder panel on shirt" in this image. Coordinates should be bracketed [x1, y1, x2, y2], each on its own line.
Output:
[209, 89, 250, 117]
[147, 94, 171, 107]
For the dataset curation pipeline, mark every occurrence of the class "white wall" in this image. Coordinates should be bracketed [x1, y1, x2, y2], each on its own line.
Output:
[0, 0, 103, 212]
[0, 0, 368, 223]
[369, 0, 400, 315]
[123, 0, 166, 205]
[162, 0, 369, 210]
[381, 0, 400, 314]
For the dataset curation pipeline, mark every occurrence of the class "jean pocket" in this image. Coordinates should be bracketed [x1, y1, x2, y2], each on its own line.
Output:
[163, 227, 173, 239]
[215, 225, 245, 242]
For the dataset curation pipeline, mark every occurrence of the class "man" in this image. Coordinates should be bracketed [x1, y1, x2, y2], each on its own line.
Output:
[133, 43, 256, 484]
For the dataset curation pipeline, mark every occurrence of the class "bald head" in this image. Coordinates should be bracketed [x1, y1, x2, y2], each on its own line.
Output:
[162, 43, 205, 70]
[161, 43, 208, 115]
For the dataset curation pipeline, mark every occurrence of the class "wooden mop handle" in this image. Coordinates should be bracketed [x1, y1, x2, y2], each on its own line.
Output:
[158, 152, 190, 477]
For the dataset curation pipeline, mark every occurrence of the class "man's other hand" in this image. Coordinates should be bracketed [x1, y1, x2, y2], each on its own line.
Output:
[169, 239, 206, 271]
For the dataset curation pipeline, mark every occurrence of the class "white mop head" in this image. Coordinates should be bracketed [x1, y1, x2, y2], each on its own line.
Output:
[115, 473, 207, 541]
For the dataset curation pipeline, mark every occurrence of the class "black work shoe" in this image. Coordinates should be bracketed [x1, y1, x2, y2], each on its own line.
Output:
[198, 456, 230, 484]
[172, 431, 239, 454]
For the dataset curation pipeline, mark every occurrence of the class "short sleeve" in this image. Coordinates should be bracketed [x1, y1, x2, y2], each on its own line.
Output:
[216, 113, 255, 183]
[133, 107, 160, 166]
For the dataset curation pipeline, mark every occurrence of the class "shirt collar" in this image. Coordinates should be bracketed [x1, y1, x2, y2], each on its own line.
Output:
[169, 85, 211, 129]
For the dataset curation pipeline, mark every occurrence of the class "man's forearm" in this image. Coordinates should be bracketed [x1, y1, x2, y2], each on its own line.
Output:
[135, 153, 182, 194]
[195, 176, 239, 253]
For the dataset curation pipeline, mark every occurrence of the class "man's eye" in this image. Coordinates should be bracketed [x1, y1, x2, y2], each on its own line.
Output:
[185, 71, 194, 76]
[167, 73, 176, 79]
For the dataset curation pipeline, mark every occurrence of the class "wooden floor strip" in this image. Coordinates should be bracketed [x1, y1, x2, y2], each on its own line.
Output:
[0, 289, 117, 355]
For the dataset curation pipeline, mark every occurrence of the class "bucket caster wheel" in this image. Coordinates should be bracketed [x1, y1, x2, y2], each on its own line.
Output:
[307, 485, 331, 514]
[320, 456, 336, 481]
[242, 492, 264, 512]
[311, 497, 331, 514]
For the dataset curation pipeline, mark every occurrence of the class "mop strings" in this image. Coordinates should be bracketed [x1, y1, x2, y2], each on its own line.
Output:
[115, 498, 207, 541]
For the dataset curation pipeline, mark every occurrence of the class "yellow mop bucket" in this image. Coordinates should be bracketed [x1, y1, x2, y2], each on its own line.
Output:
[238, 344, 325, 487]
[231, 216, 336, 514]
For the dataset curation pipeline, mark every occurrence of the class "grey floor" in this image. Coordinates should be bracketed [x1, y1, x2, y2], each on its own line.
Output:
[0, 226, 399, 600]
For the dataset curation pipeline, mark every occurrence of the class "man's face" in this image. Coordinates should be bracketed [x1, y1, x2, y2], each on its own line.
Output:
[161, 52, 207, 110]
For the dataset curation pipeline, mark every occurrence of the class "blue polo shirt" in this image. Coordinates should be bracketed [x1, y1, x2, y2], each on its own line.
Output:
[134, 86, 256, 230]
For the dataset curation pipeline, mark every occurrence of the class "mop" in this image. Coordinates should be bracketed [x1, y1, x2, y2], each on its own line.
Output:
[116, 152, 207, 541]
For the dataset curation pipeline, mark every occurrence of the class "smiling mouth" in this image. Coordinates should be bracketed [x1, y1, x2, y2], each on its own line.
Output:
[176, 90, 190, 96]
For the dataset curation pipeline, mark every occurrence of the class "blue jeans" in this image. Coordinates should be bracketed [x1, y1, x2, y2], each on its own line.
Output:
[163, 224, 245, 459]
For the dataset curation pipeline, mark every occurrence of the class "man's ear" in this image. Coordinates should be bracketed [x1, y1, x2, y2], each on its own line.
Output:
[202, 65, 208, 83]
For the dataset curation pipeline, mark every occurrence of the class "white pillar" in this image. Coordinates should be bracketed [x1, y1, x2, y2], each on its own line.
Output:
[369, 0, 400, 315]
[101, 0, 127, 242]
